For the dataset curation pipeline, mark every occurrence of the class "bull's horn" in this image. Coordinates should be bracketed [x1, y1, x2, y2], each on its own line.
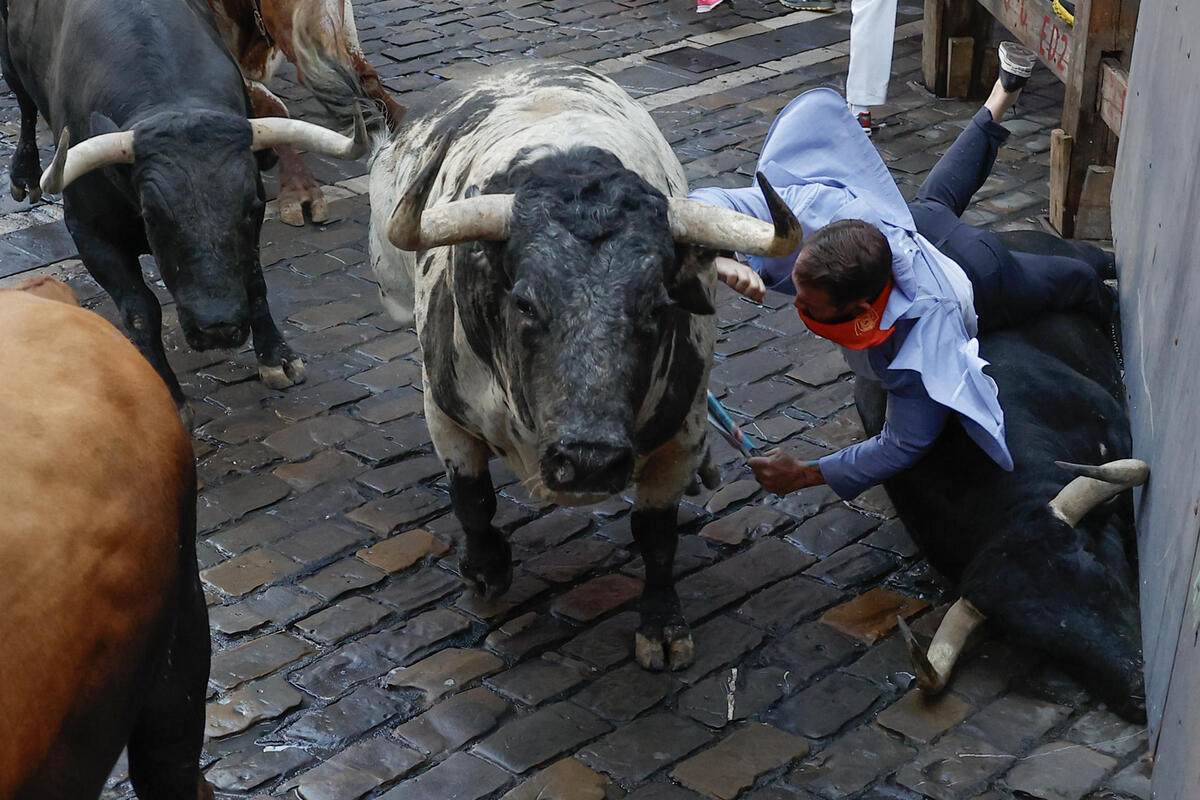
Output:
[897, 597, 986, 695]
[668, 172, 803, 259]
[249, 102, 368, 161]
[386, 130, 514, 251]
[40, 128, 136, 195]
[1047, 458, 1150, 527]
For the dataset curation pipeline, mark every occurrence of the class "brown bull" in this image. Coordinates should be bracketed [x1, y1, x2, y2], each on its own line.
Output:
[0, 278, 211, 800]
[209, 0, 405, 225]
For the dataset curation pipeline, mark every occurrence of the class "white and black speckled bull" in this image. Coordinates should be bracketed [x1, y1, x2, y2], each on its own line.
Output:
[295, 54, 801, 669]
[860, 232, 1149, 720]
[1, 0, 368, 410]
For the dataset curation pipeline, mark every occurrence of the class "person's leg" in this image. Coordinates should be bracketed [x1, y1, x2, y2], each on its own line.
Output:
[1006, 250, 1117, 324]
[847, 0, 897, 122]
[914, 106, 1010, 216]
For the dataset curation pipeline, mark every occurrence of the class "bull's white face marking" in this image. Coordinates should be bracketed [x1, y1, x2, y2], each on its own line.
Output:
[368, 64, 716, 503]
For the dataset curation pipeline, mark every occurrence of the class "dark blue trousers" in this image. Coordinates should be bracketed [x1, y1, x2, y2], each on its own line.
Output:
[907, 108, 1115, 332]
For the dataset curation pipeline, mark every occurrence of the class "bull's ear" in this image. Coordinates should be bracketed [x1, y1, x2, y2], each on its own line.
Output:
[90, 113, 121, 138]
[667, 245, 716, 315]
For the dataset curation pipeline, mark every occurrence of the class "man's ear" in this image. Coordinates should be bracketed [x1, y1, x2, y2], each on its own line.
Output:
[667, 244, 716, 315]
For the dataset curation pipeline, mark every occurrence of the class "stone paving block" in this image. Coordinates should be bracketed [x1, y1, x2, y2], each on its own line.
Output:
[300, 556, 389, 601]
[679, 666, 788, 729]
[347, 487, 451, 534]
[290, 641, 398, 701]
[523, 538, 624, 584]
[273, 450, 366, 491]
[280, 738, 425, 800]
[294, 596, 393, 645]
[387, 647, 504, 703]
[206, 514, 292, 556]
[804, 542, 900, 588]
[677, 615, 765, 685]
[270, 380, 372, 423]
[804, 410, 866, 450]
[760, 621, 863, 683]
[699, 504, 791, 546]
[365, 608, 472, 666]
[892, 731, 1014, 800]
[748, 413, 810, 444]
[209, 601, 269, 636]
[395, 686, 512, 756]
[551, 574, 643, 623]
[263, 415, 364, 460]
[960, 693, 1073, 753]
[579, 712, 714, 783]
[560, 610, 638, 670]
[623, 785, 706, 800]
[704, 478, 761, 514]
[357, 528, 450, 573]
[875, 689, 976, 743]
[1105, 755, 1152, 800]
[947, 640, 1035, 705]
[242, 585, 321, 626]
[205, 745, 315, 793]
[1065, 709, 1146, 758]
[511, 508, 593, 552]
[736, 576, 843, 633]
[356, 454, 446, 494]
[455, 571, 550, 620]
[861, 518, 919, 557]
[766, 673, 882, 739]
[474, 701, 612, 773]
[377, 751, 511, 800]
[200, 547, 299, 597]
[210, 632, 317, 691]
[1002, 741, 1118, 800]
[272, 522, 367, 564]
[786, 350, 850, 386]
[376, 566, 463, 613]
[350, 364, 424, 397]
[841, 632, 913, 692]
[819, 587, 930, 645]
[671, 722, 809, 800]
[573, 662, 680, 722]
[786, 506, 880, 558]
[355, 330, 419, 361]
[788, 723, 916, 798]
[201, 473, 292, 523]
[680, 538, 814, 622]
[485, 654, 592, 706]
[284, 684, 404, 751]
[206, 676, 305, 740]
[499, 757, 610, 800]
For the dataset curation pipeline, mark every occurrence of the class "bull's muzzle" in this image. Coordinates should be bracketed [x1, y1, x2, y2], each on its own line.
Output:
[543, 438, 634, 495]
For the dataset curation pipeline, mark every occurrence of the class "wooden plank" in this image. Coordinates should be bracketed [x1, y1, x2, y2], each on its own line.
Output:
[974, 0, 1074, 82]
[1074, 165, 1115, 239]
[1049, 128, 1073, 234]
[947, 36, 975, 97]
[923, 0, 947, 95]
[1100, 59, 1129, 135]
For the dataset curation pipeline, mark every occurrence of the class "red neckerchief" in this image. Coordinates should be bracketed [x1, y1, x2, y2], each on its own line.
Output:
[797, 278, 896, 350]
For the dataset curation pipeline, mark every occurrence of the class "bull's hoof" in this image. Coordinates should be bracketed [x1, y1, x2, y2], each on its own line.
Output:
[259, 355, 307, 389]
[460, 554, 513, 600]
[10, 177, 40, 204]
[635, 626, 695, 672]
[279, 198, 306, 227]
[308, 191, 329, 223]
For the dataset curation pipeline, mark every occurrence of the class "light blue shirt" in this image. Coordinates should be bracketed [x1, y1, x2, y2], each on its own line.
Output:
[690, 88, 1013, 499]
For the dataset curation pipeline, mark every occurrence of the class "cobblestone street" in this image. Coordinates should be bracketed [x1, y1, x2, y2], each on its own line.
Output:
[0, 1, 1153, 799]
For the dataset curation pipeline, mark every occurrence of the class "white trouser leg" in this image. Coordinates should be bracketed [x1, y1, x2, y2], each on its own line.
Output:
[846, 0, 898, 107]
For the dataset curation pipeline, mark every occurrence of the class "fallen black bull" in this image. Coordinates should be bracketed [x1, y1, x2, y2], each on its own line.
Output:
[856, 233, 1147, 719]
[1, 0, 367, 410]
[292, 52, 802, 670]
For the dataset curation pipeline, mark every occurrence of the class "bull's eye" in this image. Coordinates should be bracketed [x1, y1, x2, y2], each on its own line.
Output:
[514, 296, 537, 320]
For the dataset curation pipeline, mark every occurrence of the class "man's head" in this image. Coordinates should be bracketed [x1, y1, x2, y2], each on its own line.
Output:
[792, 219, 892, 323]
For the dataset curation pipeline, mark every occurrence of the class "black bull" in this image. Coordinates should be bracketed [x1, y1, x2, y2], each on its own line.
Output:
[0, 0, 360, 408]
[858, 233, 1144, 720]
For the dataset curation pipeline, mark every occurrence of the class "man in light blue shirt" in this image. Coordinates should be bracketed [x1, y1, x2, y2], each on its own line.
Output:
[695, 72, 1115, 499]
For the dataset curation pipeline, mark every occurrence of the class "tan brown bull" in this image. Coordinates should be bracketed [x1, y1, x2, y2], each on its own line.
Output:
[209, 0, 405, 225]
[0, 278, 211, 800]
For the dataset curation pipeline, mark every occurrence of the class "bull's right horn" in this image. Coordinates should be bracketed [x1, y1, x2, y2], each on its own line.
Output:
[1047, 458, 1150, 527]
[897, 597, 987, 695]
[250, 102, 369, 161]
[40, 128, 136, 195]
[668, 172, 804, 259]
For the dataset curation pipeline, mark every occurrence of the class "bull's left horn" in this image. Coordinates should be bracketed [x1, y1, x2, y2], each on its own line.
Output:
[1047, 458, 1150, 527]
[897, 597, 986, 695]
[668, 172, 803, 259]
[250, 102, 368, 161]
[40, 128, 136, 195]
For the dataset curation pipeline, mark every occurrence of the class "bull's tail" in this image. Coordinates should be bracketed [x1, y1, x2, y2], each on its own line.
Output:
[288, 2, 390, 156]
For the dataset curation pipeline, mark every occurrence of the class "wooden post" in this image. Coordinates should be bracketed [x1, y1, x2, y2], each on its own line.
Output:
[924, 0, 995, 98]
[923, 0, 948, 95]
[947, 37, 976, 97]
[1050, 128, 1073, 233]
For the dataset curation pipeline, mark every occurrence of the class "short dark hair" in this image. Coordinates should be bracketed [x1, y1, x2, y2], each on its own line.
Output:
[792, 219, 892, 307]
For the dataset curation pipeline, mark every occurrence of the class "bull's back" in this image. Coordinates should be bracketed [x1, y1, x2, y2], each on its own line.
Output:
[5, 0, 246, 128]
[0, 293, 192, 794]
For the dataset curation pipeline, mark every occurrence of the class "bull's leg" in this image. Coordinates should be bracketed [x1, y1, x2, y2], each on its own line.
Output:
[631, 504, 693, 671]
[126, 553, 213, 799]
[64, 212, 187, 408]
[245, 78, 327, 226]
[428, 400, 512, 597]
[0, 38, 42, 203]
[246, 256, 305, 388]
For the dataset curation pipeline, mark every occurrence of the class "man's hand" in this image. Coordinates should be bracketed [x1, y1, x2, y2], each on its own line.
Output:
[748, 447, 826, 494]
[715, 256, 766, 303]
